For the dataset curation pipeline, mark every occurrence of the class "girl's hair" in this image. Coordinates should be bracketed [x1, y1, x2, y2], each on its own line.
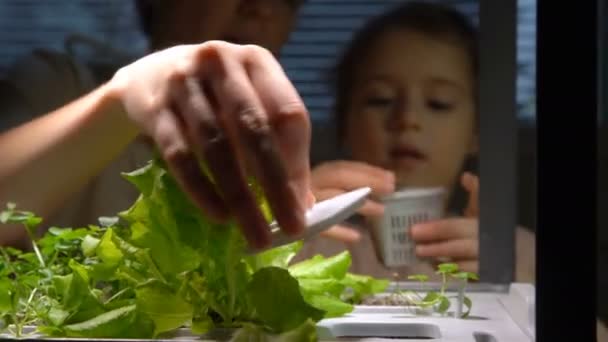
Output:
[330, 1, 479, 140]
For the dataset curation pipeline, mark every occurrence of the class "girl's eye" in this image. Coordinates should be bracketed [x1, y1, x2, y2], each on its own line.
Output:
[427, 99, 453, 111]
[364, 96, 395, 108]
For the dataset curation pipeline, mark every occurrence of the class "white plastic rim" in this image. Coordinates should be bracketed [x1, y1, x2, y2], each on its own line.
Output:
[380, 186, 446, 202]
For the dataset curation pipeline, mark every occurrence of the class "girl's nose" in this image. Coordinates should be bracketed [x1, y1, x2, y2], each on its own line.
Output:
[387, 103, 422, 132]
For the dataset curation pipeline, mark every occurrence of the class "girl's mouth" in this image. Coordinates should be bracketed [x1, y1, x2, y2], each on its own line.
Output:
[389, 145, 427, 170]
[390, 145, 426, 160]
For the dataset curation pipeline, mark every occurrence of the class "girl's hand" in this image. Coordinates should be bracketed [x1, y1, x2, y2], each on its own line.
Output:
[311, 160, 395, 243]
[410, 172, 480, 273]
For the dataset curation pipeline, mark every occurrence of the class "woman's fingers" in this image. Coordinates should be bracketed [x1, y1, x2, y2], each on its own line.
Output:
[152, 107, 230, 221]
[167, 65, 272, 248]
[200, 45, 305, 243]
[242, 45, 313, 209]
[118, 42, 315, 249]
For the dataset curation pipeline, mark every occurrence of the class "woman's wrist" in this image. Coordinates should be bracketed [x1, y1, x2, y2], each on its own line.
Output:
[98, 77, 139, 140]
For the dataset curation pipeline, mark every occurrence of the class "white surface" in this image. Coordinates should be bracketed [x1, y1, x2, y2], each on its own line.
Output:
[498, 283, 536, 340]
[381, 187, 446, 202]
[316, 283, 535, 341]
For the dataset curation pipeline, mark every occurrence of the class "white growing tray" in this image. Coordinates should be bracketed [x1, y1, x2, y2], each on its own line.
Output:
[1, 283, 535, 341]
[316, 282, 535, 341]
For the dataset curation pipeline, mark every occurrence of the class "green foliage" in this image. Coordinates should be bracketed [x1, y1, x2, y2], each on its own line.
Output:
[395, 263, 478, 318]
[0, 160, 388, 339]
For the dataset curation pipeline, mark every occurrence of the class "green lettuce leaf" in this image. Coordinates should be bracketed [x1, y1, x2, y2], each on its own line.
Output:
[340, 273, 390, 303]
[62, 304, 138, 338]
[288, 251, 351, 280]
[245, 241, 302, 272]
[0, 160, 391, 339]
[230, 319, 317, 342]
[248, 267, 324, 332]
[135, 282, 192, 336]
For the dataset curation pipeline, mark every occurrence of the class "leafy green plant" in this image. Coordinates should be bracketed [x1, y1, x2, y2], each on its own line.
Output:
[0, 160, 388, 340]
[391, 263, 478, 318]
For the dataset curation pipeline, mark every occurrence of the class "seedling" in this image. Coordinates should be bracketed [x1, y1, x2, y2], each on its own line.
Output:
[405, 263, 478, 318]
[367, 263, 479, 318]
[0, 203, 47, 337]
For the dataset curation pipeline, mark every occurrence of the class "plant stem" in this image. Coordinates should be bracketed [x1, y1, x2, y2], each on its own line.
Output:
[104, 287, 132, 305]
[47, 250, 59, 266]
[16, 287, 38, 337]
[31, 243, 45, 269]
[24, 226, 45, 268]
[456, 279, 465, 318]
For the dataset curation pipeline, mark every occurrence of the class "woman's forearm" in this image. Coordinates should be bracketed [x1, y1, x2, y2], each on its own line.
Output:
[0, 81, 137, 227]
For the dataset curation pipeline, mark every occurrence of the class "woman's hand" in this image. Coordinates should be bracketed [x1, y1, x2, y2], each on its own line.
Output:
[410, 172, 480, 273]
[311, 160, 395, 243]
[110, 41, 313, 250]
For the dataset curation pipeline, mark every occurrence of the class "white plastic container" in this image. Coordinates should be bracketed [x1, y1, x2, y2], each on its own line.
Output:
[369, 187, 446, 268]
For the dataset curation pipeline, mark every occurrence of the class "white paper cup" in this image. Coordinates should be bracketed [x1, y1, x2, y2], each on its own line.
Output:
[369, 187, 446, 268]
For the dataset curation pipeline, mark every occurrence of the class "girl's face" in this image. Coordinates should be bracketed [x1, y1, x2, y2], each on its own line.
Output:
[344, 29, 477, 193]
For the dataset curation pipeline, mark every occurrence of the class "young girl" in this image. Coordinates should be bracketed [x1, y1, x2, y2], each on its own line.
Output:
[296, 1, 536, 282]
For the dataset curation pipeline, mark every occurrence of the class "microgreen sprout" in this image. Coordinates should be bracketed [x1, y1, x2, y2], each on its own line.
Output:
[387, 263, 478, 318]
